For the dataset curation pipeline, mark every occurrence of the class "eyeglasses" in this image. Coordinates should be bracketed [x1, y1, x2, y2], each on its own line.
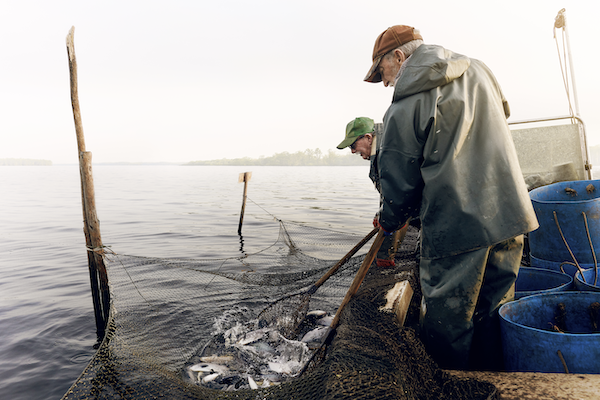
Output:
[350, 135, 365, 150]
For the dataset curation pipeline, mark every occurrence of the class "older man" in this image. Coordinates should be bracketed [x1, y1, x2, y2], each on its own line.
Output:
[337, 117, 404, 267]
[364, 25, 539, 370]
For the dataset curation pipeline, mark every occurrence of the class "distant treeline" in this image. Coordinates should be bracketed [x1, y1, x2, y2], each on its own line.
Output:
[185, 149, 367, 166]
[0, 158, 52, 166]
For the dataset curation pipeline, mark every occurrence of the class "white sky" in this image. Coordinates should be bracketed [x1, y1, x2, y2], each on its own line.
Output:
[1, 0, 598, 164]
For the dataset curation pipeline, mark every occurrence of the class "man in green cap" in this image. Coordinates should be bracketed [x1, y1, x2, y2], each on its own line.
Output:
[337, 117, 405, 267]
[363, 25, 539, 371]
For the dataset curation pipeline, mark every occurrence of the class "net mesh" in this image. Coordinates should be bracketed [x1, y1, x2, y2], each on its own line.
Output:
[61, 219, 498, 400]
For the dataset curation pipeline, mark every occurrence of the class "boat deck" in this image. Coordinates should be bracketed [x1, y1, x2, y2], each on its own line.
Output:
[447, 370, 600, 400]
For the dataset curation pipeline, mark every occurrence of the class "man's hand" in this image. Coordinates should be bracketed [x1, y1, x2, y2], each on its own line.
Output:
[373, 214, 394, 236]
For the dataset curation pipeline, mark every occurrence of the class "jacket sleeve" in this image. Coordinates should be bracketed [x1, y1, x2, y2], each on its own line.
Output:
[377, 102, 431, 232]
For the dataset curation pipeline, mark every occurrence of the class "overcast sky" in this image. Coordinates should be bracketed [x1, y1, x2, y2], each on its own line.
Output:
[1, 1, 598, 164]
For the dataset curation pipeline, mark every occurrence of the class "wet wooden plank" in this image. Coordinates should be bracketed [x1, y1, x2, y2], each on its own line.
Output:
[380, 280, 414, 327]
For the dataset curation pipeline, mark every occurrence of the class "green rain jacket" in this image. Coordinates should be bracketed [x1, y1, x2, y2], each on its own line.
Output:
[377, 44, 539, 259]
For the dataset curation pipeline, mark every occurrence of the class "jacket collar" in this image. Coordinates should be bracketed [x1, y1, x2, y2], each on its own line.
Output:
[370, 134, 377, 157]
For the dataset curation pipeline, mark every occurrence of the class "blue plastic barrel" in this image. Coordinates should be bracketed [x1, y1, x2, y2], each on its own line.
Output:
[499, 292, 600, 373]
[529, 180, 600, 264]
[574, 268, 600, 292]
[515, 267, 573, 300]
[529, 254, 585, 277]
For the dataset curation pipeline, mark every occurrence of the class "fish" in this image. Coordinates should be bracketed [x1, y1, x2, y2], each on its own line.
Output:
[248, 376, 258, 390]
[317, 315, 333, 326]
[189, 363, 229, 374]
[199, 355, 234, 364]
[300, 327, 328, 343]
[306, 310, 327, 317]
[268, 360, 302, 375]
[237, 327, 269, 345]
[188, 309, 330, 391]
[202, 373, 221, 383]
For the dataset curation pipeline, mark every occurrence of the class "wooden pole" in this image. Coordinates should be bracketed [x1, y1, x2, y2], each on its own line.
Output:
[81, 152, 110, 324]
[66, 26, 109, 338]
[298, 228, 388, 377]
[329, 229, 386, 329]
[238, 171, 252, 235]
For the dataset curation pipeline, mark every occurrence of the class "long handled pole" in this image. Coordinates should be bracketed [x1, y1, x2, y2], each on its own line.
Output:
[297, 228, 386, 376]
[328, 228, 386, 329]
[67, 26, 110, 339]
[330, 220, 410, 328]
[310, 227, 378, 292]
[299, 220, 411, 376]
[257, 227, 378, 331]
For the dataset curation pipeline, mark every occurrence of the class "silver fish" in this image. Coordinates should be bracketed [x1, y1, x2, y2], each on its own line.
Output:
[199, 355, 234, 364]
[237, 327, 269, 345]
[306, 310, 327, 317]
[317, 316, 333, 326]
[301, 326, 328, 343]
[268, 360, 303, 375]
[248, 376, 258, 390]
[189, 363, 229, 374]
[202, 372, 221, 383]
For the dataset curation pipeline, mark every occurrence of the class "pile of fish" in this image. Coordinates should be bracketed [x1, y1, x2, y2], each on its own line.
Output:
[184, 306, 333, 391]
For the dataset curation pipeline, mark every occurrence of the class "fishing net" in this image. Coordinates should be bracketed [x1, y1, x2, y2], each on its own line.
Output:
[61, 218, 498, 400]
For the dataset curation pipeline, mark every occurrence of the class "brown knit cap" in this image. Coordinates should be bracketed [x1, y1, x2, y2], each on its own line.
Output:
[364, 25, 422, 83]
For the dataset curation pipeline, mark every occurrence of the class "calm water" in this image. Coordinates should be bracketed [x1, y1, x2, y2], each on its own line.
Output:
[0, 165, 378, 400]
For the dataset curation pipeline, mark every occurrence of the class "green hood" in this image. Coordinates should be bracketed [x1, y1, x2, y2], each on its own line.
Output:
[394, 45, 471, 102]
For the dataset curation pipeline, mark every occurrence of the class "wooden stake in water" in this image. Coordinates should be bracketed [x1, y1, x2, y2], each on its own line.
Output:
[238, 172, 252, 235]
[66, 26, 110, 339]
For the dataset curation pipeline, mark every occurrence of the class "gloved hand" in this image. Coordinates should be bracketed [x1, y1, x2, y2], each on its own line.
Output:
[373, 215, 394, 236]
[376, 258, 395, 267]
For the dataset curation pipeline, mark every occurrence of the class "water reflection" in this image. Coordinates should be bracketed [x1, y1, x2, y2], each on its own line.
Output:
[238, 234, 246, 256]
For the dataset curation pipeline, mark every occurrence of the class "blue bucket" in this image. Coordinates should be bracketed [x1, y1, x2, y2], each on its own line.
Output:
[574, 268, 600, 292]
[499, 292, 600, 373]
[515, 267, 573, 300]
[529, 254, 586, 277]
[529, 180, 600, 264]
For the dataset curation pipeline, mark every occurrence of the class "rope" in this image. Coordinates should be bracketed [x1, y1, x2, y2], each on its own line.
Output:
[581, 212, 599, 286]
[553, 20, 576, 118]
[557, 350, 570, 374]
[244, 197, 300, 251]
[553, 211, 587, 282]
[247, 196, 281, 221]
[86, 244, 114, 257]
[110, 252, 155, 309]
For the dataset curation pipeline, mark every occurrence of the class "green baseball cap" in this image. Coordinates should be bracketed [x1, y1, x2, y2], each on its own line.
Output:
[337, 117, 375, 149]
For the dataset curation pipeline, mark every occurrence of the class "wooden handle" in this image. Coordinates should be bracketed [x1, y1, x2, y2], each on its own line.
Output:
[298, 223, 409, 378]
[329, 228, 386, 329]
[313, 227, 379, 288]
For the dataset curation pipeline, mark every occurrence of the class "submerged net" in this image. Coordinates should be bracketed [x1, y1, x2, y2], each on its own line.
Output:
[61, 218, 498, 400]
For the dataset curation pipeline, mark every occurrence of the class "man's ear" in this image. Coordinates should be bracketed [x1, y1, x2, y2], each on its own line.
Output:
[394, 49, 406, 64]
